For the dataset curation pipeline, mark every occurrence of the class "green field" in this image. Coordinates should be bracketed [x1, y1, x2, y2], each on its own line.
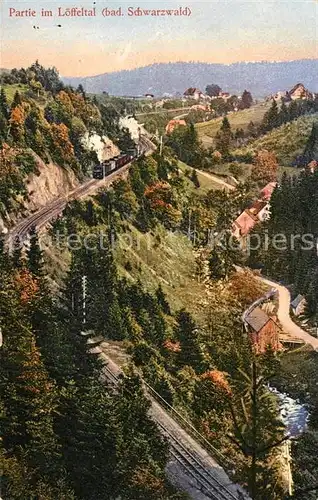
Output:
[177, 160, 232, 193]
[234, 113, 318, 166]
[196, 102, 270, 147]
[1, 83, 29, 103]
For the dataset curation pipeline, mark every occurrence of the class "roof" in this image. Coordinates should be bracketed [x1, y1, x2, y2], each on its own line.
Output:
[245, 307, 271, 332]
[249, 200, 268, 215]
[233, 210, 258, 236]
[260, 182, 277, 201]
[291, 294, 305, 309]
[289, 83, 305, 95]
[184, 87, 202, 96]
[165, 119, 186, 134]
[191, 104, 206, 111]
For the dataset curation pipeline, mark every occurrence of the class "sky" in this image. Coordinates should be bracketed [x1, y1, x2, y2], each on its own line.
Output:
[1, 0, 317, 76]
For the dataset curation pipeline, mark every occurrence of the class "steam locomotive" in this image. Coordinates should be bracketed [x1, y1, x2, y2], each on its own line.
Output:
[92, 146, 140, 180]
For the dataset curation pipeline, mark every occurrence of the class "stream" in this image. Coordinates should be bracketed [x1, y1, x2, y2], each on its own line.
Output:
[270, 387, 309, 438]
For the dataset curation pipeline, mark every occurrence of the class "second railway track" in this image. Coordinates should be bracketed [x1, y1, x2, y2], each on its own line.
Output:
[101, 361, 246, 500]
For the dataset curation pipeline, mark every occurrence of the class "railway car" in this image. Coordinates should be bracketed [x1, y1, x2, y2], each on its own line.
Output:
[92, 163, 104, 179]
[92, 144, 140, 180]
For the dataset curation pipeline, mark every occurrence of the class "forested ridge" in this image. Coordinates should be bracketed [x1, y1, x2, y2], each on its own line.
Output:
[0, 61, 133, 217]
[0, 234, 189, 499]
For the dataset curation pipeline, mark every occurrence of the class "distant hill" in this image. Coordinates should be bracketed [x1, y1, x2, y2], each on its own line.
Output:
[63, 59, 318, 97]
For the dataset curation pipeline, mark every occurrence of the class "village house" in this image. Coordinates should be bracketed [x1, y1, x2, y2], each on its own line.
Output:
[232, 209, 259, 239]
[249, 200, 271, 222]
[244, 306, 281, 353]
[307, 160, 318, 173]
[288, 83, 313, 101]
[191, 104, 208, 111]
[232, 202, 269, 239]
[267, 90, 289, 102]
[232, 182, 276, 239]
[290, 294, 306, 317]
[165, 119, 186, 134]
[219, 91, 231, 100]
[183, 87, 204, 101]
[260, 181, 277, 201]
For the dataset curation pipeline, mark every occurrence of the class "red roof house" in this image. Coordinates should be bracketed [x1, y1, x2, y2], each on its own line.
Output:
[165, 119, 186, 134]
[260, 182, 277, 201]
[245, 307, 282, 354]
[232, 210, 259, 238]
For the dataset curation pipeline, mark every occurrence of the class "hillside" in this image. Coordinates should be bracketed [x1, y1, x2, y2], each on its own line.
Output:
[0, 63, 125, 224]
[196, 102, 269, 148]
[63, 59, 318, 97]
[234, 113, 318, 166]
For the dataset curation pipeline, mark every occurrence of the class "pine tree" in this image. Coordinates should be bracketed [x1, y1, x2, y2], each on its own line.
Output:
[229, 362, 287, 500]
[0, 235, 10, 272]
[191, 168, 200, 188]
[240, 90, 253, 109]
[11, 90, 22, 109]
[247, 121, 257, 138]
[302, 123, 318, 165]
[261, 99, 279, 132]
[76, 83, 86, 100]
[209, 248, 226, 280]
[175, 309, 204, 370]
[0, 87, 9, 119]
[27, 226, 44, 277]
[11, 236, 24, 269]
[155, 284, 171, 315]
[279, 99, 288, 125]
[288, 100, 299, 121]
[209, 231, 240, 280]
[0, 287, 64, 487]
[215, 116, 232, 157]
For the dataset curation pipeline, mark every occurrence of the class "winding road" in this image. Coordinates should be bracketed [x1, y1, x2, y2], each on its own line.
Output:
[260, 277, 318, 350]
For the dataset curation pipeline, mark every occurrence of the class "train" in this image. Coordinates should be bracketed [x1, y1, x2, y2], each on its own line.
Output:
[92, 146, 140, 180]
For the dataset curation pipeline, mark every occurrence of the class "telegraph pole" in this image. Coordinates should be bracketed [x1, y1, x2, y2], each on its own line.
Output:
[82, 275, 87, 326]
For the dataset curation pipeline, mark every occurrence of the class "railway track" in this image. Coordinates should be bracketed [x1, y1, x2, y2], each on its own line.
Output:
[6, 162, 134, 249]
[156, 420, 238, 500]
[100, 359, 248, 500]
[6, 134, 155, 249]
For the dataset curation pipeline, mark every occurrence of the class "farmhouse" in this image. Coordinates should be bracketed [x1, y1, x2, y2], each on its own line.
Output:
[232, 210, 259, 239]
[260, 181, 277, 201]
[290, 294, 306, 317]
[249, 200, 270, 222]
[219, 91, 231, 100]
[288, 83, 313, 101]
[232, 182, 277, 239]
[165, 119, 186, 134]
[245, 307, 281, 353]
[183, 88, 204, 101]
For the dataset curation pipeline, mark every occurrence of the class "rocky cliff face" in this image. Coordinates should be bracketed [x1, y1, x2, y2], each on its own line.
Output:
[24, 153, 79, 212]
[0, 134, 119, 235]
[0, 155, 79, 234]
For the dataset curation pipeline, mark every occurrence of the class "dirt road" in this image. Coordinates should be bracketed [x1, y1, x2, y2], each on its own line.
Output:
[196, 169, 236, 191]
[261, 277, 318, 350]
